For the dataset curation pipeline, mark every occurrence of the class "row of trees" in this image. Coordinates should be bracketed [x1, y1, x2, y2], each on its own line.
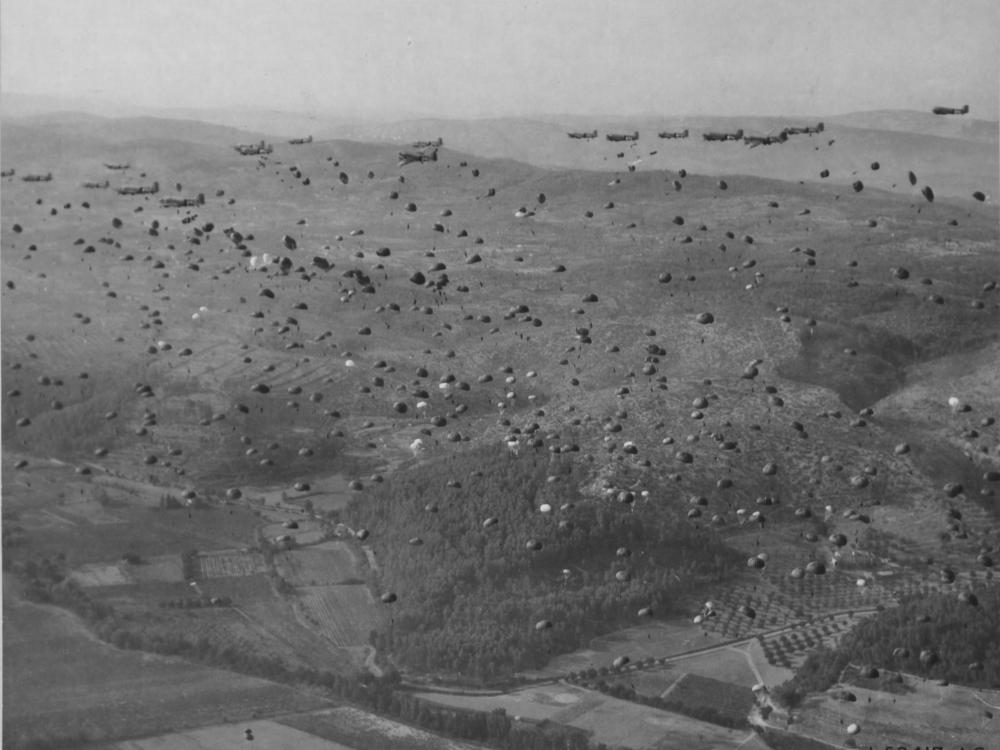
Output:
[348, 443, 739, 680]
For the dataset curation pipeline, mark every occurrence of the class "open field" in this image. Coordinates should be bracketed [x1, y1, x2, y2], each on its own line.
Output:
[296, 585, 386, 648]
[416, 684, 756, 749]
[279, 706, 487, 750]
[275, 541, 363, 585]
[112, 719, 358, 750]
[2, 594, 333, 748]
[780, 675, 1000, 749]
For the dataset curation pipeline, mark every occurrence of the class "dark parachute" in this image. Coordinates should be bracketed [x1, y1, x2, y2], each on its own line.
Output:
[921, 185, 935, 202]
[973, 191, 986, 202]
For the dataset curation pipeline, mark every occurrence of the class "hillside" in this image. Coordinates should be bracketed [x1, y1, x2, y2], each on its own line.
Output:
[2, 112, 998, 747]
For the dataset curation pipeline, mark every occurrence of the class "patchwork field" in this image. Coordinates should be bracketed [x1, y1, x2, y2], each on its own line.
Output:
[2, 595, 333, 748]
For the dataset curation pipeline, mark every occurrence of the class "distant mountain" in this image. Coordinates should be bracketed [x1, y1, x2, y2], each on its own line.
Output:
[3, 106, 996, 201]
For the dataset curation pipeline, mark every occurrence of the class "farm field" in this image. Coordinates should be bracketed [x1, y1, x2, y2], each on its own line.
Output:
[415, 684, 757, 749]
[279, 706, 486, 750]
[780, 676, 1000, 749]
[274, 540, 361, 585]
[605, 645, 761, 693]
[296, 584, 386, 648]
[198, 549, 269, 578]
[2, 595, 333, 748]
[112, 718, 358, 750]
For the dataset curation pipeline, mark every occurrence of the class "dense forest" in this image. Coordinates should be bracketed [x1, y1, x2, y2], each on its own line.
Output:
[773, 586, 1000, 707]
[346, 443, 740, 680]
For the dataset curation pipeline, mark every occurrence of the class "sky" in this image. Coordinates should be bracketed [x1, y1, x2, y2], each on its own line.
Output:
[2, 0, 998, 120]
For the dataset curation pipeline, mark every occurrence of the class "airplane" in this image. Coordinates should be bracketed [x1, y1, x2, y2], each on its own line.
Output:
[82, 179, 110, 189]
[234, 141, 273, 155]
[116, 181, 159, 195]
[567, 130, 598, 139]
[744, 131, 788, 148]
[702, 129, 743, 142]
[21, 172, 53, 182]
[1, 169, 14, 178]
[781, 122, 824, 136]
[160, 193, 205, 208]
[412, 138, 443, 149]
[932, 104, 969, 115]
[288, 135, 313, 145]
[104, 163, 130, 170]
[657, 129, 689, 139]
[398, 149, 437, 166]
[606, 131, 639, 142]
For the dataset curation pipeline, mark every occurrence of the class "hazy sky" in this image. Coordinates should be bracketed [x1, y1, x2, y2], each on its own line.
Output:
[3, 0, 998, 119]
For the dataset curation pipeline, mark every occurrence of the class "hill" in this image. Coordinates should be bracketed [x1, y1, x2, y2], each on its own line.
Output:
[2, 111, 998, 744]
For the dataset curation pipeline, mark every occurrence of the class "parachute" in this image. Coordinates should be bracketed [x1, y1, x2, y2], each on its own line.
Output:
[921, 185, 934, 202]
